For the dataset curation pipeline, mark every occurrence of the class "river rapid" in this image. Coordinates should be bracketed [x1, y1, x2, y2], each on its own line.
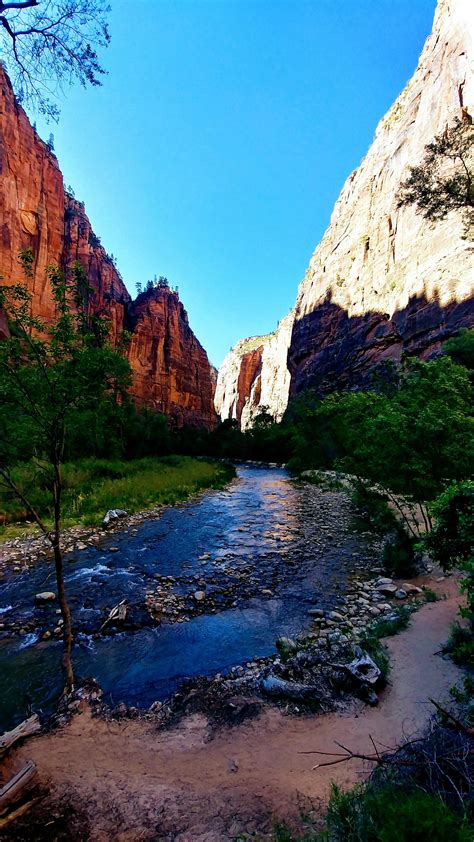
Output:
[0, 466, 380, 730]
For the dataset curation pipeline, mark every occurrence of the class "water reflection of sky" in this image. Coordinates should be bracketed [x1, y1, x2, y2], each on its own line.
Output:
[0, 466, 364, 730]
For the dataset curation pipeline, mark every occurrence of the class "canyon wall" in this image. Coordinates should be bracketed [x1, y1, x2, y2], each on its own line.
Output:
[214, 314, 294, 428]
[216, 0, 473, 424]
[0, 65, 216, 429]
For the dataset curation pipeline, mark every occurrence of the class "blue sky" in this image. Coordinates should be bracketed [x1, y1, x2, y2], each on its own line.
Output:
[34, 0, 436, 368]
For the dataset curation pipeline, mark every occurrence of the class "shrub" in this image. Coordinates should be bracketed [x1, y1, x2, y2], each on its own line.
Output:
[324, 783, 471, 842]
[382, 524, 417, 577]
[444, 623, 474, 667]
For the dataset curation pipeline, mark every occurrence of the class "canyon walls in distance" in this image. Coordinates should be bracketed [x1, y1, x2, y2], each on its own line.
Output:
[0, 64, 217, 429]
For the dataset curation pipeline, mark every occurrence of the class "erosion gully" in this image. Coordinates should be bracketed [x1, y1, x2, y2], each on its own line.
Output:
[0, 465, 380, 731]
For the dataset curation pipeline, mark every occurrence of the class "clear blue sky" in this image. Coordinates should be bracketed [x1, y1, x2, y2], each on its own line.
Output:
[33, 0, 436, 368]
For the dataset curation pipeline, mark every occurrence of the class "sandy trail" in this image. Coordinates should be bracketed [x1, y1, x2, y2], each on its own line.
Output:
[3, 578, 463, 841]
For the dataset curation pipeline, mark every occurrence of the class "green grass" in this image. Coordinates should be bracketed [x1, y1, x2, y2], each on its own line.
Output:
[321, 783, 472, 842]
[0, 456, 235, 539]
[423, 586, 440, 603]
[267, 784, 471, 841]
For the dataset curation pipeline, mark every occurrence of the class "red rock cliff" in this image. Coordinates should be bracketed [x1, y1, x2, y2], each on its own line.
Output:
[0, 65, 216, 429]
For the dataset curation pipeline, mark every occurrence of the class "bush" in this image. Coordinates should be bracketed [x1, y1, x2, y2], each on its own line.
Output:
[382, 524, 417, 577]
[444, 623, 474, 667]
[351, 485, 398, 534]
[324, 783, 471, 842]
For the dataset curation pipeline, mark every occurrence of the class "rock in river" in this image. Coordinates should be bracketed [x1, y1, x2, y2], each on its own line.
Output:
[35, 591, 56, 605]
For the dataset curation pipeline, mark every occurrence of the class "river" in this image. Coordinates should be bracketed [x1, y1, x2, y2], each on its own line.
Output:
[0, 466, 379, 730]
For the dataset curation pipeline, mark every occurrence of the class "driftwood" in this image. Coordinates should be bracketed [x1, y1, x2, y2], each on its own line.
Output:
[0, 761, 37, 812]
[0, 797, 40, 830]
[260, 674, 319, 701]
[331, 648, 381, 686]
[100, 599, 127, 632]
[0, 715, 41, 757]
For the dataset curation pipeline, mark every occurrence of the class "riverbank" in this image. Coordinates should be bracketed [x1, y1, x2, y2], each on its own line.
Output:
[0, 576, 462, 841]
[0, 456, 235, 549]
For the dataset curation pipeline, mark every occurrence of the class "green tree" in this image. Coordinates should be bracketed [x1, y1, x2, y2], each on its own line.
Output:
[443, 328, 474, 376]
[0, 254, 131, 692]
[425, 481, 474, 629]
[397, 118, 473, 229]
[307, 357, 473, 538]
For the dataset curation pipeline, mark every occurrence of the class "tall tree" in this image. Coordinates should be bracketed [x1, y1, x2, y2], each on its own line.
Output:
[0, 253, 131, 692]
[0, 0, 111, 119]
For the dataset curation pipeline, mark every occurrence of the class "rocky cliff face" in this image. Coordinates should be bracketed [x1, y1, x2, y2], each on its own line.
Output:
[0, 65, 216, 429]
[214, 313, 294, 428]
[128, 288, 216, 427]
[216, 0, 473, 424]
[288, 0, 473, 396]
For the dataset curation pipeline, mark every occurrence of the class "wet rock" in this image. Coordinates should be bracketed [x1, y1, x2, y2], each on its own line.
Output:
[395, 589, 408, 599]
[35, 591, 56, 605]
[308, 608, 324, 617]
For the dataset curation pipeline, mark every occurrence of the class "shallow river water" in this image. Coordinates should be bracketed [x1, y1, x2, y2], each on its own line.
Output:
[0, 466, 377, 730]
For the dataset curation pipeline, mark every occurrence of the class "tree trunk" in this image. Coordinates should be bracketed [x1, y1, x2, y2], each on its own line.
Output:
[53, 541, 74, 694]
[52, 464, 74, 694]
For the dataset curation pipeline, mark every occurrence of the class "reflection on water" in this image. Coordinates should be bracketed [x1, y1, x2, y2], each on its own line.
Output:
[0, 466, 369, 730]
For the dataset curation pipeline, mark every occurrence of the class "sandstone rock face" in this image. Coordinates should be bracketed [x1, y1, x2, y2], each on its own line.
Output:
[128, 288, 217, 428]
[215, 313, 293, 428]
[0, 66, 216, 429]
[216, 0, 473, 424]
[288, 0, 473, 396]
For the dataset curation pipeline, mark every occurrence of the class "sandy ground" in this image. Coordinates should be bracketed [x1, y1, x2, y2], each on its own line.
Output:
[2, 577, 463, 841]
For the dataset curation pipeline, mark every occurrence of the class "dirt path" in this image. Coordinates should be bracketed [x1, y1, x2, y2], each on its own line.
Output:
[3, 578, 463, 841]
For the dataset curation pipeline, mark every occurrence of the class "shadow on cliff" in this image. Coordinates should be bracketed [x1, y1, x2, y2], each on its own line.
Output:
[288, 287, 474, 396]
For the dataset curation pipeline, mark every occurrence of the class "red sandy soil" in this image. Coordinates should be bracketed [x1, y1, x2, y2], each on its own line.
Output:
[1, 577, 464, 841]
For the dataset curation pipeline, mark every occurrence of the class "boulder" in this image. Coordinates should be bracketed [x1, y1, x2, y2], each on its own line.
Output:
[378, 583, 398, 597]
[35, 592, 56, 605]
[395, 589, 408, 599]
[402, 583, 423, 595]
[194, 591, 206, 602]
[103, 509, 128, 528]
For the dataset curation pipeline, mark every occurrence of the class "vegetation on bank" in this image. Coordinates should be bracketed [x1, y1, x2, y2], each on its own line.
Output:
[0, 456, 235, 537]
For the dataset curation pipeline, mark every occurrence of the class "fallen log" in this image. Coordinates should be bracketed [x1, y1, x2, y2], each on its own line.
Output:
[0, 715, 41, 756]
[331, 647, 381, 686]
[260, 674, 319, 701]
[0, 797, 40, 829]
[0, 761, 37, 812]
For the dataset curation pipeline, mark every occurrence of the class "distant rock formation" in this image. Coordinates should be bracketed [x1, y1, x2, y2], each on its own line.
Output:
[0, 65, 217, 428]
[216, 0, 473, 426]
[214, 315, 293, 428]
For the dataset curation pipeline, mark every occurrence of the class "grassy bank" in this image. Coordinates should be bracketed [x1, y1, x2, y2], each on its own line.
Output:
[0, 456, 235, 539]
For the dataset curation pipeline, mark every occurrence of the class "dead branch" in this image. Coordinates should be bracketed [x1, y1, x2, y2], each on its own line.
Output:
[429, 698, 474, 737]
[0, 761, 37, 811]
[0, 715, 41, 757]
